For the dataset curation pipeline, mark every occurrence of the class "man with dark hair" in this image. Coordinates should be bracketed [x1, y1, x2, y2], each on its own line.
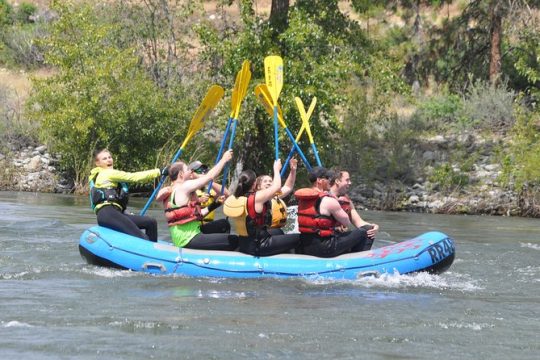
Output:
[329, 170, 378, 251]
[294, 167, 369, 257]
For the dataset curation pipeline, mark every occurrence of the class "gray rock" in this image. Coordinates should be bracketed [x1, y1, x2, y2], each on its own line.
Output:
[422, 150, 436, 161]
[35, 145, 47, 153]
[25, 156, 41, 171]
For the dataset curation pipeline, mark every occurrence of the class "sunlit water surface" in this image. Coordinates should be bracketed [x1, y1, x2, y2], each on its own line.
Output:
[0, 191, 538, 359]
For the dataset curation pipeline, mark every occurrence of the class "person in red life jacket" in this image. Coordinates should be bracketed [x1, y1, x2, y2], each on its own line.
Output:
[294, 167, 369, 257]
[89, 148, 166, 242]
[254, 157, 298, 235]
[155, 150, 238, 250]
[329, 170, 379, 251]
[223, 159, 300, 256]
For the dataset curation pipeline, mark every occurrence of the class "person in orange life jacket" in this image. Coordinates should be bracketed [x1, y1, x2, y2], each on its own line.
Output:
[188, 161, 230, 225]
[155, 150, 238, 250]
[329, 170, 378, 251]
[89, 148, 165, 242]
[294, 167, 369, 257]
[254, 157, 298, 235]
[227, 159, 300, 256]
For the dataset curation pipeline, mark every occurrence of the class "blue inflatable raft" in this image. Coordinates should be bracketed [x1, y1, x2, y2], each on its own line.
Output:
[79, 226, 455, 279]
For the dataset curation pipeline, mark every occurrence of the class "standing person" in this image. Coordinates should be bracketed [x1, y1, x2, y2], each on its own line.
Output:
[89, 148, 165, 242]
[223, 159, 300, 256]
[188, 161, 229, 225]
[294, 167, 369, 257]
[156, 150, 238, 250]
[329, 170, 379, 251]
[254, 158, 298, 235]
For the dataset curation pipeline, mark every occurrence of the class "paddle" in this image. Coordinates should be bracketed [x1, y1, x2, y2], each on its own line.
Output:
[140, 84, 225, 215]
[295, 97, 321, 166]
[219, 60, 251, 195]
[254, 83, 312, 171]
[280, 97, 319, 176]
[264, 56, 283, 160]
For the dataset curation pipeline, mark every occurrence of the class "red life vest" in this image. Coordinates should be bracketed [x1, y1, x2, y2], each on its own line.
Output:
[294, 188, 337, 237]
[163, 190, 202, 226]
[338, 195, 352, 218]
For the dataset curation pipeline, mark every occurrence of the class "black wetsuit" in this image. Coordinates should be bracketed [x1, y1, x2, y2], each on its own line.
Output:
[300, 227, 369, 258]
[96, 205, 158, 242]
[184, 218, 239, 251]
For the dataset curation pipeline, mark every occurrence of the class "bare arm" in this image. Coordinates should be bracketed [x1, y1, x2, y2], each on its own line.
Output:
[156, 186, 172, 202]
[254, 160, 282, 212]
[280, 158, 297, 197]
[182, 150, 233, 194]
[321, 197, 352, 228]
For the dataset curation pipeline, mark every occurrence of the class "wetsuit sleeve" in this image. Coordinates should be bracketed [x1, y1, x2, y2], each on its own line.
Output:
[107, 168, 160, 183]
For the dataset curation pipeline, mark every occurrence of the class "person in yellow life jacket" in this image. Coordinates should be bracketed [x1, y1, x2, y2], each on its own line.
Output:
[89, 148, 165, 242]
[329, 170, 379, 251]
[155, 150, 238, 250]
[223, 159, 300, 256]
[188, 161, 230, 224]
[254, 158, 298, 235]
[294, 167, 369, 257]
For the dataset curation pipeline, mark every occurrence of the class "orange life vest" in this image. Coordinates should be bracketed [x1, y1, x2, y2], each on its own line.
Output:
[163, 190, 202, 226]
[294, 188, 337, 237]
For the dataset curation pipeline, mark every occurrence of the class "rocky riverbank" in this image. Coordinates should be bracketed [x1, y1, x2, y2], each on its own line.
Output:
[0, 134, 524, 216]
[0, 144, 72, 193]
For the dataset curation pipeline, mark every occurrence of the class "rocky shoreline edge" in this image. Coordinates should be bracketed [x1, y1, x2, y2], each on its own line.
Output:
[0, 135, 526, 217]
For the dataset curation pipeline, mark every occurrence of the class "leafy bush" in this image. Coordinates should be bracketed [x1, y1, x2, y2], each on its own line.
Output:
[459, 79, 516, 131]
[412, 92, 463, 130]
[1, 22, 46, 68]
[15, 2, 37, 24]
[429, 163, 469, 191]
[0, 0, 13, 27]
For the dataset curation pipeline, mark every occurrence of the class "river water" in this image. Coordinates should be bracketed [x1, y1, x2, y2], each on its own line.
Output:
[0, 191, 538, 359]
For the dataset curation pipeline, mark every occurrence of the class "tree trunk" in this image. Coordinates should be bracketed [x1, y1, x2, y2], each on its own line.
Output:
[269, 0, 289, 31]
[489, 1, 502, 85]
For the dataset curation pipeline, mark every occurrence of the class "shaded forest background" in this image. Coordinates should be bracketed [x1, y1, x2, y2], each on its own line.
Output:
[1, 0, 540, 210]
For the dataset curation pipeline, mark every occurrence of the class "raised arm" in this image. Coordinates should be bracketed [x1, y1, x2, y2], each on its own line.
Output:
[182, 150, 233, 194]
[280, 158, 297, 197]
[254, 160, 282, 211]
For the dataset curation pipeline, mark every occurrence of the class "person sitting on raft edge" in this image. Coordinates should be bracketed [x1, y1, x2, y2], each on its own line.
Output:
[156, 150, 238, 250]
[294, 166, 369, 257]
[254, 157, 298, 235]
[223, 159, 300, 256]
[89, 148, 167, 242]
[329, 169, 378, 252]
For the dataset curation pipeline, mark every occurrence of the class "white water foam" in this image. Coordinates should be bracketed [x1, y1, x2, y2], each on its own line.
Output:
[438, 321, 494, 331]
[520, 242, 540, 250]
[2, 321, 33, 328]
[80, 266, 139, 278]
[305, 271, 482, 292]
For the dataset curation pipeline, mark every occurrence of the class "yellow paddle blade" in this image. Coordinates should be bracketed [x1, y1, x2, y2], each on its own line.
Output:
[254, 84, 286, 128]
[229, 71, 241, 118]
[187, 84, 225, 139]
[232, 60, 252, 119]
[295, 96, 317, 144]
[264, 55, 283, 106]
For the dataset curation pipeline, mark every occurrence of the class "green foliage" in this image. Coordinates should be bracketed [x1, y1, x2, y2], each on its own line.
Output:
[412, 92, 463, 130]
[1, 22, 46, 68]
[429, 163, 469, 191]
[460, 79, 515, 131]
[501, 103, 540, 190]
[0, 0, 13, 27]
[27, 1, 186, 188]
[15, 2, 37, 24]
[513, 26, 540, 102]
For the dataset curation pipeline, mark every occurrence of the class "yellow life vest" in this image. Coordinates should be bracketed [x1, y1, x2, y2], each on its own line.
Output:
[223, 195, 249, 236]
[270, 197, 288, 228]
[196, 189, 216, 222]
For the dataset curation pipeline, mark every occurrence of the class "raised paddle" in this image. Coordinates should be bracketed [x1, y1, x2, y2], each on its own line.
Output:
[264, 56, 283, 160]
[140, 84, 225, 215]
[254, 84, 312, 171]
[295, 97, 321, 166]
[280, 97, 319, 175]
[219, 60, 251, 195]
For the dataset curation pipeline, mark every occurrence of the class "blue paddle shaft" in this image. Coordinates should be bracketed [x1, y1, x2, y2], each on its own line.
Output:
[280, 146, 296, 177]
[208, 117, 233, 194]
[284, 127, 312, 171]
[140, 147, 185, 215]
[273, 107, 279, 160]
[311, 142, 322, 167]
[220, 120, 238, 195]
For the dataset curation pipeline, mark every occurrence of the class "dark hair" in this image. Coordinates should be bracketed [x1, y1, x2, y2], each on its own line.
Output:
[329, 169, 343, 186]
[308, 166, 329, 183]
[234, 170, 257, 197]
[169, 161, 186, 181]
[93, 148, 110, 160]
